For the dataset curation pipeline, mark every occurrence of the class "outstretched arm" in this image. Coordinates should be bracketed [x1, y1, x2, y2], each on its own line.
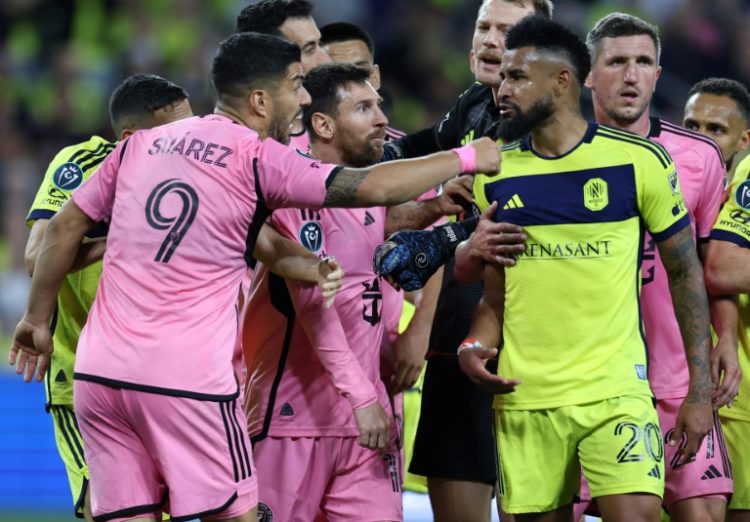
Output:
[324, 138, 500, 208]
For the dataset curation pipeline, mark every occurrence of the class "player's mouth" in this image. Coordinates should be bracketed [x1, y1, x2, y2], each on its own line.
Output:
[478, 53, 502, 72]
[497, 101, 519, 118]
[619, 89, 640, 103]
[370, 129, 387, 143]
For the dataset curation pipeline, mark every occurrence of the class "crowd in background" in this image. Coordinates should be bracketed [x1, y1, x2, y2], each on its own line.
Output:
[2, 0, 750, 332]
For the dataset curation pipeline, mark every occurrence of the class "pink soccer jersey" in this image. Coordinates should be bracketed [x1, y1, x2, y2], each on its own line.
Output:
[242, 205, 392, 438]
[71, 114, 340, 399]
[640, 118, 725, 399]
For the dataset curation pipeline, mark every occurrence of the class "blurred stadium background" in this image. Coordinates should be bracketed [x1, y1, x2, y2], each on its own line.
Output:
[1, 0, 749, 519]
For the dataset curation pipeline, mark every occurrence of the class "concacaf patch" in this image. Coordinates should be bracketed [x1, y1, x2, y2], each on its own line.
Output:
[735, 179, 750, 210]
[52, 162, 84, 191]
[299, 221, 323, 253]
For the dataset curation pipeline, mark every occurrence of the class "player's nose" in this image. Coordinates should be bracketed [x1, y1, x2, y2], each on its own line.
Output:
[299, 85, 312, 107]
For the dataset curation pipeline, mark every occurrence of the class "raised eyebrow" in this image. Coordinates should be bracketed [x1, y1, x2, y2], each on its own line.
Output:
[636, 54, 655, 63]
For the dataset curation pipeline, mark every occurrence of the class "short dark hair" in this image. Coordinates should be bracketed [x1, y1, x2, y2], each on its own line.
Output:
[211, 32, 301, 100]
[586, 13, 661, 63]
[109, 74, 188, 134]
[482, 1, 554, 19]
[319, 22, 375, 58]
[236, 0, 313, 35]
[302, 63, 372, 139]
[688, 77, 750, 126]
[505, 15, 591, 85]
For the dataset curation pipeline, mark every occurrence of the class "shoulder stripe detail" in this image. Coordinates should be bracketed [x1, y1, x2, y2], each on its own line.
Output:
[596, 126, 671, 162]
[74, 146, 116, 171]
[597, 125, 671, 161]
[66, 141, 113, 164]
[79, 152, 110, 174]
[596, 129, 669, 168]
[659, 121, 724, 164]
[385, 126, 405, 139]
[502, 141, 521, 151]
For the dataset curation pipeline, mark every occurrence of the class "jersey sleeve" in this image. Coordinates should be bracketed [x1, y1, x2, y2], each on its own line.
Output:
[71, 141, 124, 222]
[268, 209, 379, 409]
[694, 146, 726, 241]
[472, 172, 499, 214]
[27, 145, 88, 225]
[636, 149, 691, 241]
[710, 157, 750, 248]
[256, 138, 341, 211]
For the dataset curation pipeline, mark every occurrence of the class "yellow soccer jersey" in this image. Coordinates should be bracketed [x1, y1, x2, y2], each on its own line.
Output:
[27, 136, 115, 407]
[474, 123, 689, 410]
[710, 155, 750, 422]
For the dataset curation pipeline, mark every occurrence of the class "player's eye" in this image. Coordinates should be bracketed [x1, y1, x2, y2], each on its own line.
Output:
[684, 122, 698, 130]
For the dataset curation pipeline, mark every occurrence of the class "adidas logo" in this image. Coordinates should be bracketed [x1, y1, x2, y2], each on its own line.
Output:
[279, 403, 294, 417]
[647, 465, 661, 478]
[364, 211, 375, 226]
[503, 194, 524, 209]
[701, 465, 723, 480]
[55, 370, 67, 383]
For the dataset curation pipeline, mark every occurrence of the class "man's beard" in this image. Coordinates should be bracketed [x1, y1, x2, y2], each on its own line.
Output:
[496, 97, 555, 142]
[340, 136, 384, 168]
[268, 112, 293, 145]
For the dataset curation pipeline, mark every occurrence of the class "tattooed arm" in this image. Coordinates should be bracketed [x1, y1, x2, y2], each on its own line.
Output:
[657, 225, 713, 464]
[323, 137, 499, 208]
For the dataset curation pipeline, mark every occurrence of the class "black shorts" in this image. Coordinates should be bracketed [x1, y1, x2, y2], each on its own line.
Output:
[409, 355, 497, 484]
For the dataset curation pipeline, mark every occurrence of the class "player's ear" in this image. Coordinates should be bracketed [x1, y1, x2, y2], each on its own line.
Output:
[370, 64, 381, 91]
[739, 129, 750, 153]
[248, 89, 270, 118]
[311, 112, 335, 141]
[554, 68, 573, 96]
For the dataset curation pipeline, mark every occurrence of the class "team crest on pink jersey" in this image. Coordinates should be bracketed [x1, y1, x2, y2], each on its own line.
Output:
[299, 221, 323, 252]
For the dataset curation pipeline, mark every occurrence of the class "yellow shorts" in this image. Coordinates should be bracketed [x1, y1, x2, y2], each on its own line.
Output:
[496, 395, 664, 514]
[720, 415, 750, 510]
[50, 405, 88, 517]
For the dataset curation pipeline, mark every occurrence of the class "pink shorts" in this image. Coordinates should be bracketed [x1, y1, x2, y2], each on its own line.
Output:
[575, 397, 732, 518]
[74, 380, 257, 522]
[253, 434, 403, 522]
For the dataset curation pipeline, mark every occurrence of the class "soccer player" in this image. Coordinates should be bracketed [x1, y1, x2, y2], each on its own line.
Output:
[396, 2, 551, 520]
[459, 15, 713, 522]
[22, 73, 192, 522]
[319, 21, 405, 142]
[697, 81, 750, 522]
[22, 73, 347, 522]
[236, 0, 330, 144]
[573, 14, 733, 522]
[243, 62, 466, 522]
[683, 78, 750, 182]
[9, 32, 500, 522]
[318, 20, 448, 495]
